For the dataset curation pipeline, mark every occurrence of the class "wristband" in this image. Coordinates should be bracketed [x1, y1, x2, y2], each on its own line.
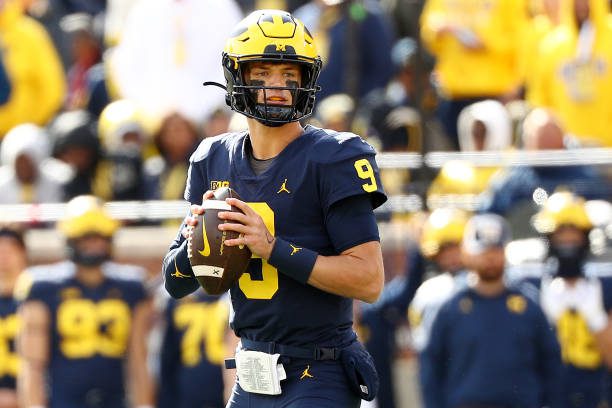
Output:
[268, 238, 317, 284]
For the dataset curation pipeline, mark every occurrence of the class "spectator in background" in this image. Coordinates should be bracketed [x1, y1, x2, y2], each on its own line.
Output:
[479, 108, 611, 219]
[313, 93, 355, 132]
[49, 110, 101, 199]
[59, 12, 102, 111]
[202, 106, 233, 139]
[144, 112, 201, 201]
[456, 100, 513, 154]
[420, 0, 527, 149]
[294, 0, 395, 101]
[103, 0, 139, 46]
[0, 226, 26, 408]
[20, 0, 104, 68]
[0, 0, 65, 138]
[379, 0, 425, 40]
[96, 99, 148, 201]
[0, 124, 70, 204]
[427, 99, 513, 210]
[522, 0, 561, 101]
[420, 214, 561, 408]
[359, 37, 423, 152]
[108, 0, 243, 125]
[526, 191, 612, 407]
[528, 0, 612, 147]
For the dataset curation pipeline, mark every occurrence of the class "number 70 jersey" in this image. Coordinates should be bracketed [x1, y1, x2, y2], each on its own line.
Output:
[184, 125, 387, 347]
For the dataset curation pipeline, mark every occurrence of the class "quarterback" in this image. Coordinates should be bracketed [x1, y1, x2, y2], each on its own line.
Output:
[162, 9, 387, 407]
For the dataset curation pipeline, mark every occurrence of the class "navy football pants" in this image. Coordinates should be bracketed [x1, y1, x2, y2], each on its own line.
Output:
[226, 358, 360, 408]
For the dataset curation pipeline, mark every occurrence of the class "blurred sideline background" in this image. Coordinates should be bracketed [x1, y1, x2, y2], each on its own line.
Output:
[1, 0, 612, 407]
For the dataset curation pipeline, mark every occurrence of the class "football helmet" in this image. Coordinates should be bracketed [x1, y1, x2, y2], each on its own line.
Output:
[420, 208, 469, 258]
[532, 191, 593, 234]
[58, 195, 119, 239]
[98, 99, 146, 153]
[221, 9, 322, 127]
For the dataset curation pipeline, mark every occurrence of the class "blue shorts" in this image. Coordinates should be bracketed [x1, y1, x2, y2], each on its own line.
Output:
[226, 358, 361, 408]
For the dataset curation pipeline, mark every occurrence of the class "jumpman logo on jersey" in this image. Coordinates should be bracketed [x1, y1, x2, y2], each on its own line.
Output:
[277, 178, 291, 194]
[300, 365, 314, 380]
[290, 244, 302, 256]
[171, 259, 190, 278]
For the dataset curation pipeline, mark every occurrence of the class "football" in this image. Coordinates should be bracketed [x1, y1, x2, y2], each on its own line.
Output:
[188, 187, 252, 295]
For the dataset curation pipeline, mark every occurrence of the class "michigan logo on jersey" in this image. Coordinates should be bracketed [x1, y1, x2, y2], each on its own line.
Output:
[506, 295, 527, 314]
[211, 180, 230, 190]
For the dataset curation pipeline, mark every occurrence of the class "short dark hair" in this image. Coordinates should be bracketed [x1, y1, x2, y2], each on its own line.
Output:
[0, 226, 25, 249]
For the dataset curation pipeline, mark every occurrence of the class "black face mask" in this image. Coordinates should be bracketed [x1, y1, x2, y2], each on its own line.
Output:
[67, 241, 111, 267]
[548, 241, 589, 278]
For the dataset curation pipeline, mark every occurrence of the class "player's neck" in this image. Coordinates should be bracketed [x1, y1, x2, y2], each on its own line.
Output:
[473, 276, 505, 297]
[75, 266, 105, 287]
[0, 277, 16, 297]
[247, 119, 304, 160]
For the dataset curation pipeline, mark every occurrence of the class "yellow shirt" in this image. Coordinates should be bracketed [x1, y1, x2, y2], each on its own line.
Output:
[420, 0, 528, 98]
[0, 0, 66, 137]
[528, 0, 612, 146]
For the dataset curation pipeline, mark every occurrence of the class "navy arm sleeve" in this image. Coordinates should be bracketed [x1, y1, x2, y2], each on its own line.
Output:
[325, 194, 380, 253]
[162, 220, 199, 299]
[419, 303, 448, 408]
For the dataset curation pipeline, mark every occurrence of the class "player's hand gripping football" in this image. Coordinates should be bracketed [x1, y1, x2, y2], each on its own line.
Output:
[182, 190, 215, 240]
[183, 191, 275, 260]
[217, 198, 276, 260]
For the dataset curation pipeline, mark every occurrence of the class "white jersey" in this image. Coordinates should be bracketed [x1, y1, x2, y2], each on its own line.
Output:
[409, 271, 468, 352]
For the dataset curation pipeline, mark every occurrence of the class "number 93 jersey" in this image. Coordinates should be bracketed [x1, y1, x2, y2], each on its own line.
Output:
[21, 261, 147, 406]
[185, 125, 386, 347]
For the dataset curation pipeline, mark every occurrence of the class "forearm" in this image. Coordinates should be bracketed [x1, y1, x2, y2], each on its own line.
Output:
[0, 389, 18, 408]
[128, 361, 155, 407]
[17, 302, 49, 408]
[18, 361, 47, 407]
[307, 241, 384, 303]
[128, 302, 155, 406]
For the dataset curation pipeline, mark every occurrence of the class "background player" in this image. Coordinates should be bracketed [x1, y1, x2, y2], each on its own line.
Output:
[409, 208, 469, 353]
[532, 191, 612, 407]
[162, 9, 387, 408]
[17, 195, 154, 408]
[0, 226, 26, 408]
[420, 214, 561, 408]
[156, 291, 233, 408]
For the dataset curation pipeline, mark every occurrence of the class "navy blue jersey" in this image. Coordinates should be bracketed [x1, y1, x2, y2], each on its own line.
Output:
[169, 125, 386, 348]
[420, 287, 561, 408]
[23, 261, 147, 408]
[158, 292, 228, 408]
[0, 296, 19, 390]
